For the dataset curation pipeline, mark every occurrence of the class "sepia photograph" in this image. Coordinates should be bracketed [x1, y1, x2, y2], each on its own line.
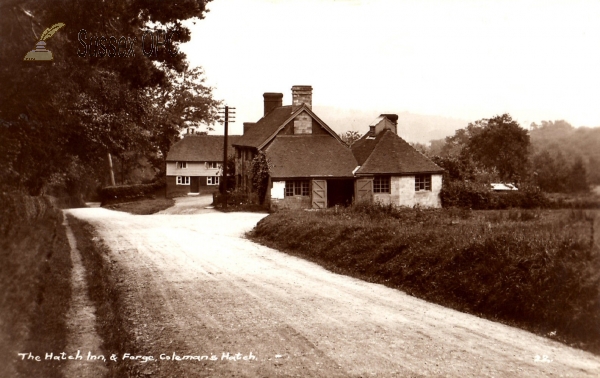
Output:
[1, 0, 600, 376]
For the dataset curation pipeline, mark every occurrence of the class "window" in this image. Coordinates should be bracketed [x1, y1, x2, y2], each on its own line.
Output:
[176, 176, 190, 185]
[373, 176, 390, 193]
[415, 174, 432, 191]
[206, 162, 219, 169]
[285, 180, 310, 196]
[177, 161, 187, 169]
[207, 176, 220, 185]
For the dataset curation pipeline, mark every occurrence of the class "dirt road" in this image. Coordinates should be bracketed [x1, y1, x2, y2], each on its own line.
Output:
[66, 205, 600, 377]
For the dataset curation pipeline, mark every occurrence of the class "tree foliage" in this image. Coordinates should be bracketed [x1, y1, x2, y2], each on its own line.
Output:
[0, 0, 215, 195]
[339, 130, 362, 147]
[462, 114, 530, 182]
[250, 151, 272, 205]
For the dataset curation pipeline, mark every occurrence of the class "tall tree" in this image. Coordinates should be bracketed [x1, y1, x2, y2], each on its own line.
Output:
[0, 0, 214, 195]
[463, 114, 530, 182]
[144, 66, 220, 174]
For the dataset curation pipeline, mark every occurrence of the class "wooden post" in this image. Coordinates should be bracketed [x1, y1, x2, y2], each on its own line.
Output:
[107, 153, 116, 186]
[222, 106, 229, 209]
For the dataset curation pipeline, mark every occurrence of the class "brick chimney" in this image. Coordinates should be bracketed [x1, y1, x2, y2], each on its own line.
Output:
[381, 114, 398, 125]
[243, 122, 256, 134]
[291, 85, 312, 112]
[263, 93, 283, 116]
[380, 113, 398, 134]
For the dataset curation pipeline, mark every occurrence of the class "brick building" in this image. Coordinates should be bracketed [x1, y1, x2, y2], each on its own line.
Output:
[233, 86, 358, 209]
[234, 85, 444, 209]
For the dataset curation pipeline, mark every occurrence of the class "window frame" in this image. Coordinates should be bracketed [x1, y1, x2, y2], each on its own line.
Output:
[415, 174, 432, 191]
[176, 176, 190, 185]
[285, 180, 310, 197]
[206, 161, 220, 169]
[373, 176, 391, 193]
[207, 176, 220, 186]
[177, 161, 187, 169]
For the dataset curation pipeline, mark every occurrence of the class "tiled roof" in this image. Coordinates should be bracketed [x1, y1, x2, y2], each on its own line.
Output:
[353, 130, 443, 175]
[233, 106, 294, 148]
[265, 135, 358, 178]
[166, 135, 242, 162]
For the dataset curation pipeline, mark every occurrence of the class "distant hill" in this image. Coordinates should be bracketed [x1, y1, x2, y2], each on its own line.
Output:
[313, 106, 468, 144]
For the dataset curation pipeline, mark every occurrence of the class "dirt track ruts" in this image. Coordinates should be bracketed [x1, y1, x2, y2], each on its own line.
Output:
[66, 205, 600, 377]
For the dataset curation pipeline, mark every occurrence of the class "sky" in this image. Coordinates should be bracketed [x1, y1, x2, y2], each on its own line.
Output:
[180, 0, 600, 136]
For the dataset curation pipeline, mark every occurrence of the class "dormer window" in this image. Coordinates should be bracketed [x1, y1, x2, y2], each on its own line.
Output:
[177, 161, 187, 169]
[369, 126, 375, 135]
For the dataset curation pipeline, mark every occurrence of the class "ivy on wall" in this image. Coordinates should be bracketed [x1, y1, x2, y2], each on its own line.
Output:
[250, 151, 272, 204]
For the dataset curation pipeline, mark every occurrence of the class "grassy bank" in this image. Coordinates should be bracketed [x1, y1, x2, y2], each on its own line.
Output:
[0, 193, 72, 378]
[249, 204, 600, 354]
[65, 215, 139, 378]
[103, 197, 174, 215]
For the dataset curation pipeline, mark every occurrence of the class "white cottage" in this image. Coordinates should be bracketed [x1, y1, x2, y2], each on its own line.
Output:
[351, 115, 444, 208]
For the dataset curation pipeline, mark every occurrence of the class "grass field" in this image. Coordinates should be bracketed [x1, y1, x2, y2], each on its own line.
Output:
[249, 204, 600, 354]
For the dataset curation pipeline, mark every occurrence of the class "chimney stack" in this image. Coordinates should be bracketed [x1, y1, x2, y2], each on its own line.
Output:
[379, 113, 398, 134]
[243, 122, 256, 134]
[263, 93, 283, 116]
[292, 85, 312, 112]
[381, 114, 398, 125]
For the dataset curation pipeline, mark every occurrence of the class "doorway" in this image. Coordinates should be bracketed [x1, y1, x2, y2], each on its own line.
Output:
[327, 179, 354, 207]
[190, 176, 199, 193]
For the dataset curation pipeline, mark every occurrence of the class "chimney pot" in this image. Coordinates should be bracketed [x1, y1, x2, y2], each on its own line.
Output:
[291, 85, 313, 112]
[263, 93, 283, 116]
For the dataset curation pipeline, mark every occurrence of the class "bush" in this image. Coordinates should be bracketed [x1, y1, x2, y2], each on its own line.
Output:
[0, 192, 71, 377]
[441, 181, 549, 209]
[440, 181, 492, 209]
[99, 181, 165, 205]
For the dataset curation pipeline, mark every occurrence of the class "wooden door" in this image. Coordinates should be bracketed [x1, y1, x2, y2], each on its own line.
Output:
[312, 180, 327, 209]
[190, 176, 199, 193]
[355, 178, 373, 203]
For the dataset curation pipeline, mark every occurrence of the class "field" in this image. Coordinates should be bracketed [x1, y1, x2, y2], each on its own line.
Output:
[248, 204, 600, 354]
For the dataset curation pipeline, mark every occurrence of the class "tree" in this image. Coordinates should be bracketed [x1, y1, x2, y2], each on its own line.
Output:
[143, 66, 220, 175]
[441, 120, 485, 157]
[568, 156, 588, 193]
[463, 114, 530, 183]
[0, 0, 214, 195]
[339, 130, 362, 147]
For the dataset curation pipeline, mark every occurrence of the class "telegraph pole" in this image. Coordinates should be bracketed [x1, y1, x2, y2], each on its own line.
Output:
[218, 105, 235, 208]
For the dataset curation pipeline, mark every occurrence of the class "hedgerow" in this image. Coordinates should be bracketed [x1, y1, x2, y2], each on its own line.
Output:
[249, 204, 600, 354]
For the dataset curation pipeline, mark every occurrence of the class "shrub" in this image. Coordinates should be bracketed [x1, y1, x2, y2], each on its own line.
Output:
[99, 181, 165, 205]
[441, 181, 549, 209]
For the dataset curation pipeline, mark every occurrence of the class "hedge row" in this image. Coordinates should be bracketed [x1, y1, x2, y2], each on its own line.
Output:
[440, 181, 549, 209]
[249, 206, 600, 354]
[99, 181, 165, 205]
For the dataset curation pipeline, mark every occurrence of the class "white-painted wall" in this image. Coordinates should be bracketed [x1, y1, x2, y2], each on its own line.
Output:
[166, 161, 221, 176]
[373, 174, 442, 208]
